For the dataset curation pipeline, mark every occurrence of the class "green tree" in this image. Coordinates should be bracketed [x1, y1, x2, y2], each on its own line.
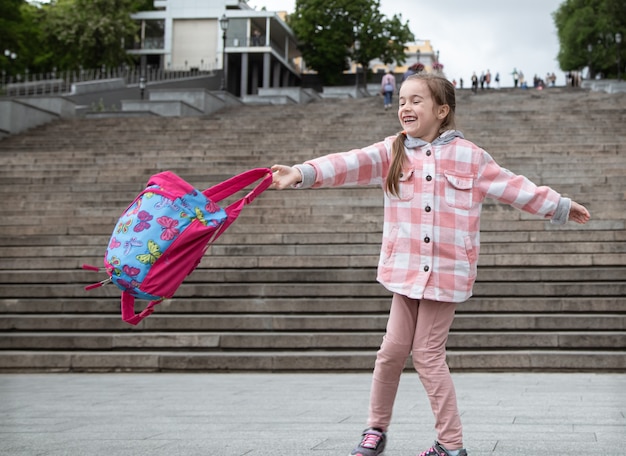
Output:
[553, 0, 625, 79]
[42, 0, 140, 71]
[288, 0, 414, 85]
[0, 0, 25, 75]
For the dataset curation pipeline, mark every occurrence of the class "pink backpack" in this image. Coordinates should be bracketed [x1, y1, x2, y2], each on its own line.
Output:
[84, 168, 273, 325]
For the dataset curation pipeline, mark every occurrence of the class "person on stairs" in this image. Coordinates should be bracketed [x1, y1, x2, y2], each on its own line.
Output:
[380, 70, 397, 110]
[270, 72, 590, 456]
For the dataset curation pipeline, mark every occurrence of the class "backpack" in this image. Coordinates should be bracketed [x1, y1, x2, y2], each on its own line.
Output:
[83, 168, 273, 325]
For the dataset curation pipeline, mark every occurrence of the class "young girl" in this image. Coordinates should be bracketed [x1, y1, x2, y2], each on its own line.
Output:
[271, 73, 590, 456]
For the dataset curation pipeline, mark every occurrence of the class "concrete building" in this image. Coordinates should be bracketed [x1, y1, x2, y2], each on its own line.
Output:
[129, 0, 302, 97]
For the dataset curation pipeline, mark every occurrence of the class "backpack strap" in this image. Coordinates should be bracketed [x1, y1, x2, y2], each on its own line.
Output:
[121, 292, 161, 326]
[203, 167, 272, 204]
[202, 167, 273, 240]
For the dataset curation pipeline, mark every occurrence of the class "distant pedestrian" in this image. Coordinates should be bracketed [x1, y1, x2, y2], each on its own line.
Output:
[471, 72, 478, 94]
[380, 70, 396, 110]
[495, 72, 500, 89]
[512, 68, 519, 88]
[251, 29, 262, 46]
[459, 77, 464, 89]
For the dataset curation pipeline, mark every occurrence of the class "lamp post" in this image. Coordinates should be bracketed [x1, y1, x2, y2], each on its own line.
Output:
[3, 49, 17, 83]
[616, 32, 622, 81]
[587, 43, 593, 79]
[219, 14, 229, 91]
[416, 48, 420, 64]
[139, 76, 146, 100]
[354, 39, 360, 92]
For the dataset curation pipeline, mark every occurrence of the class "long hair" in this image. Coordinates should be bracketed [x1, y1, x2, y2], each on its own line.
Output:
[385, 73, 457, 197]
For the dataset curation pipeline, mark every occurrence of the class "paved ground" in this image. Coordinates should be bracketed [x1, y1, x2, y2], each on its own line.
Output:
[0, 372, 624, 455]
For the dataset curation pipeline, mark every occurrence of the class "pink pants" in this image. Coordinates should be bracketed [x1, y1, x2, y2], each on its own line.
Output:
[367, 294, 463, 449]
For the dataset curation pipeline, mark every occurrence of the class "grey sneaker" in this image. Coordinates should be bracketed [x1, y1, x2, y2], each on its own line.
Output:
[349, 428, 386, 456]
[418, 441, 467, 456]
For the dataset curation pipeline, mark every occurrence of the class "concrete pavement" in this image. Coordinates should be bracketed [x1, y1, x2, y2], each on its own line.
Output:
[0, 372, 624, 455]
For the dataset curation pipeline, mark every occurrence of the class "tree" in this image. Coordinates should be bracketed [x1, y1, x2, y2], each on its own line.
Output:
[288, 0, 414, 85]
[0, 0, 25, 75]
[42, 0, 140, 71]
[553, 0, 625, 79]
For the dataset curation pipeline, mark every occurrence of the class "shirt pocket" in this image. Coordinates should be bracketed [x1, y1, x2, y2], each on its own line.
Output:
[393, 168, 415, 201]
[443, 171, 474, 210]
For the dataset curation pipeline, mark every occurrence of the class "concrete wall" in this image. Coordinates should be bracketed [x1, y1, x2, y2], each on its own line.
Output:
[0, 99, 60, 139]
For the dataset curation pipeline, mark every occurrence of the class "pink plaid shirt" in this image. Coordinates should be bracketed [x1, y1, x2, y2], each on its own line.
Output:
[298, 131, 565, 303]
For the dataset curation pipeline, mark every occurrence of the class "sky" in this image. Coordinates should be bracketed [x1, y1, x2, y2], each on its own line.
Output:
[250, 0, 566, 87]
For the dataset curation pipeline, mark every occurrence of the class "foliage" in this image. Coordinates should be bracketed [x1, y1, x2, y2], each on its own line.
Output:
[553, 0, 625, 78]
[42, 0, 140, 70]
[0, 0, 25, 74]
[288, 0, 414, 85]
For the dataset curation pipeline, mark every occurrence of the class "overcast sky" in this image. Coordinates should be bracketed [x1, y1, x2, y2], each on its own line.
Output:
[251, 0, 566, 87]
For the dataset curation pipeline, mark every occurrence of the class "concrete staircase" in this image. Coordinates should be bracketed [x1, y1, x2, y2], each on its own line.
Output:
[0, 87, 624, 372]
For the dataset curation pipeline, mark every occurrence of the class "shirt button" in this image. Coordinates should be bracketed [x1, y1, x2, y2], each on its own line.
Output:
[425, 205, 431, 212]
[424, 237, 430, 243]
[423, 265, 430, 272]
[426, 175, 432, 181]
[426, 150, 432, 156]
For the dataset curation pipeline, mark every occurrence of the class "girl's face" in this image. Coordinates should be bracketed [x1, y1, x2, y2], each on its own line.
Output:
[397, 79, 447, 143]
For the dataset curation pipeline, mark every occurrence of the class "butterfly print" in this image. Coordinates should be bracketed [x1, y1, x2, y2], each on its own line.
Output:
[157, 216, 180, 241]
[126, 199, 142, 216]
[123, 265, 140, 277]
[123, 237, 143, 255]
[109, 237, 122, 249]
[206, 200, 221, 213]
[116, 278, 139, 294]
[134, 210, 153, 232]
[109, 256, 121, 267]
[155, 196, 180, 211]
[136, 240, 162, 265]
[116, 219, 132, 234]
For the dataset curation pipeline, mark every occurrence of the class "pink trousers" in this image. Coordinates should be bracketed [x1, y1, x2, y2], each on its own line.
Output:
[367, 294, 463, 449]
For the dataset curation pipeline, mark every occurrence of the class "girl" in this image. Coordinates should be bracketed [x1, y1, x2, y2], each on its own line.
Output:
[271, 73, 590, 456]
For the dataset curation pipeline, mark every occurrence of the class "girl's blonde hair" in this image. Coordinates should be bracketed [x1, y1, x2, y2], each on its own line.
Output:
[385, 73, 457, 197]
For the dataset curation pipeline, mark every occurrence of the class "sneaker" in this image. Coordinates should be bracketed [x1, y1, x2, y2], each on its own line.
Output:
[418, 441, 467, 456]
[349, 427, 386, 456]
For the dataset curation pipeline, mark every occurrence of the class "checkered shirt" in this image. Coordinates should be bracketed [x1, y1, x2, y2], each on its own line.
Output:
[301, 132, 562, 303]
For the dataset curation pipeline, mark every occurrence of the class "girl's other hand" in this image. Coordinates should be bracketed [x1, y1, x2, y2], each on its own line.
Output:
[569, 201, 591, 224]
[271, 164, 301, 190]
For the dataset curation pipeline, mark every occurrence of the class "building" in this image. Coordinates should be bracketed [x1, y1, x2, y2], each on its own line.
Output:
[129, 0, 302, 97]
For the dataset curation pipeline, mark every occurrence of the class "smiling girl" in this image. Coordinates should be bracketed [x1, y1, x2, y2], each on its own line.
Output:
[271, 72, 590, 456]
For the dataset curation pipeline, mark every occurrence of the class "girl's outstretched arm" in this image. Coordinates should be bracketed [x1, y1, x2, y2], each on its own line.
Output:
[271, 164, 301, 190]
[569, 200, 591, 224]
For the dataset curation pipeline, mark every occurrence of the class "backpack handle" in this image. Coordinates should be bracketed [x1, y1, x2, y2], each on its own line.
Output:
[202, 167, 273, 204]
[121, 292, 160, 326]
[203, 167, 273, 241]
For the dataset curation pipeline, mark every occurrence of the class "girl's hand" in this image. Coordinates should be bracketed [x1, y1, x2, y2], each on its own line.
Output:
[271, 164, 301, 190]
[569, 201, 590, 224]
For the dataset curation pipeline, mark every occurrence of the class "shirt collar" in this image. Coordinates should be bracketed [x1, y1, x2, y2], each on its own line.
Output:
[404, 130, 464, 148]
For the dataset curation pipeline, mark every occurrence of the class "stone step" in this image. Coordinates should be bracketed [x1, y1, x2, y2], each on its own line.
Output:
[2, 252, 625, 271]
[1, 266, 624, 284]
[1, 280, 624, 299]
[0, 228, 623, 247]
[1, 296, 622, 315]
[0, 349, 623, 372]
[1, 331, 623, 350]
[1, 313, 624, 332]
[0, 239, 623, 259]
